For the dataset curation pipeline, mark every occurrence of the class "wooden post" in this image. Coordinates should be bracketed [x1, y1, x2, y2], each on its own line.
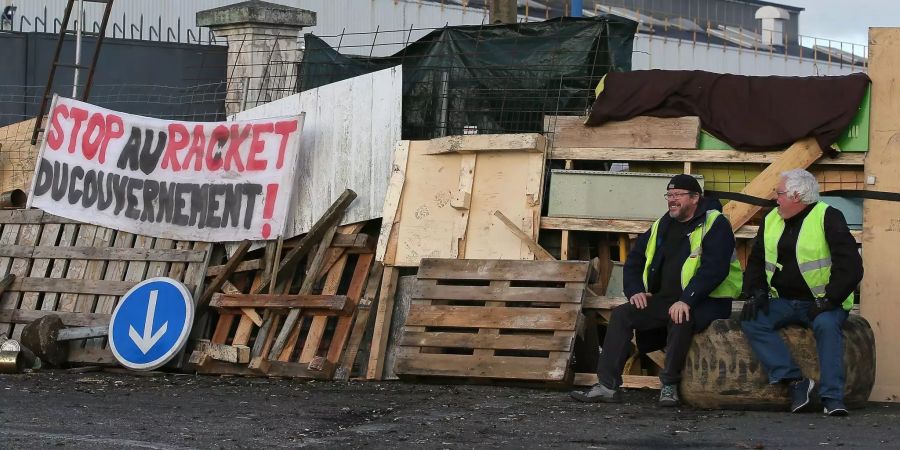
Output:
[862, 27, 900, 402]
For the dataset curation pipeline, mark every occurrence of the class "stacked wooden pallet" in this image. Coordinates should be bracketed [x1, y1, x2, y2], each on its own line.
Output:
[394, 258, 591, 383]
[0, 209, 211, 366]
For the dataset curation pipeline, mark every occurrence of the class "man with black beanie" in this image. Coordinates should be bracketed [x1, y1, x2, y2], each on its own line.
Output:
[571, 174, 742, 406]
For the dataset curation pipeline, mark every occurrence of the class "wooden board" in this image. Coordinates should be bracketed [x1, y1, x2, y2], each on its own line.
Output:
[234, 66, 401, 238]
[394, 258, 589, 382]
[861, 27, 900, 403]
[721, 137, 824, 230]
[548, 147, 864, 166]
[389, 135, 544, 267]
[546, 115, 700, 149]
[0, 210, 211, 365]
[0, 118, 40, 193]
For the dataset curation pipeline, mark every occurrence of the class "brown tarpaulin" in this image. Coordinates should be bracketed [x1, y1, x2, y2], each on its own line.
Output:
[586, 70, 870, 153]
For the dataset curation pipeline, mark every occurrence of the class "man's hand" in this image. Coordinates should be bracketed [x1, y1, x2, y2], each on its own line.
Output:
[669, 301, 691, 324]
[629, 292, 653, 309]
[740, 289, 771, 321]
[808, 297, 838, 321]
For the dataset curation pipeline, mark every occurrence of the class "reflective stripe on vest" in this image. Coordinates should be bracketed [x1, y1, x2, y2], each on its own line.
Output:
[642, 210, 743, 299]
[763, 202, 854, 310]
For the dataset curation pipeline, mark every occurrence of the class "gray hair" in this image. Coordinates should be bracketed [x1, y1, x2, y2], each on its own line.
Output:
[780, 169, 820, 204]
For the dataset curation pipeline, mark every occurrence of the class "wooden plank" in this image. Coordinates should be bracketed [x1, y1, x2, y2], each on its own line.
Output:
[334, 262, 384, 381]
[413, 284, 583, 303]
[416, 259, 589, 283]
[196, 240, 252, 309]
[0, 274, 13, 294]
[73, 228, 115, 324]
[394, 349, 568, 381]
[862, 27, 900, 403]
[13, 224, 59, 338]
[424, 133, 547, 155]
[196, 358, 333, 379]
[56, 224, 99, 312]
[8, 278, 195, 296]
[539, 216, 863, 243]
[330, 233, 374, 252]
[39, 223, 78, 311]
[583, 295, 629, 310]
[88, 231, 137, 350]
[297, 251, 346, 363]
[210, 294, 348, 310]
[206, 259, 262, 277]
[0, 309, 110, 327]
[0, 245, 207, 262]
[548, 115, 700, 149]
[2, 222, 39, 339]
[451, 153, 476, 210]
[195, 341, 251, 364]
[400, 331, 573, 351]
[366, 266, 399, 380]
[573, 372, 661, 389]
[549, 147, 865, 166]
[722, 137, 823, 230]
[376, 141, 410, 264]
[254, 189, 356, 295]
[325, 253, 375, 367]
[406, 305, 577, 330]
[492, 210, 554, 261]
[0, 209, 45, 224]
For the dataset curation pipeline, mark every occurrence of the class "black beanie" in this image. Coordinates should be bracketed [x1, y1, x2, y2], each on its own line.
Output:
[667, 174, 702, 195]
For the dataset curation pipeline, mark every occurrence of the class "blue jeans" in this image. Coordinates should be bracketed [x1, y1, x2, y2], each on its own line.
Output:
[741, 298, 849, 401]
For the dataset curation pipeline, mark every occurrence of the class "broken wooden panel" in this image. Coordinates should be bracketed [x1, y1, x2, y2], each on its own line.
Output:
[394, 258, 589, 382]
[385, 134, 545, 267]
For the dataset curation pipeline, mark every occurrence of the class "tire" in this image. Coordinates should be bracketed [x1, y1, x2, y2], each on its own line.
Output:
[680, 313, 875, 410]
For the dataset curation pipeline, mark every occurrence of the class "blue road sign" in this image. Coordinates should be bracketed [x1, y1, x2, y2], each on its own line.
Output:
[109, 277, 194, 370]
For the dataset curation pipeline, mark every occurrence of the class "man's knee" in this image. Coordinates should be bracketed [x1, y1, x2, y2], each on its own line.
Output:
[610, 303, 637, 323]
[811, 310, 845, 335]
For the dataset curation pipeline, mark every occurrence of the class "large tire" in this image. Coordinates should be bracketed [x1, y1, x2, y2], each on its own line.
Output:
[680, 313, 875, 410]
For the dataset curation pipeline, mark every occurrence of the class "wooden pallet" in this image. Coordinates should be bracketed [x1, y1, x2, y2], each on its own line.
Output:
[393, 258, 590, 382]
[196, 226, 378, 379]
[0, 209, 211, 365]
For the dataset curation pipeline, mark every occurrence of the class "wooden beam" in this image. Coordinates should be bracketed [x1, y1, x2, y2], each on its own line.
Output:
[0, 273, 13, 296]
[206, 259, 262, 277]
[549, 147, 864, 166]
[547, 116, 700, 149]
[540, 216, 863, 243]
[195, 240, 252, 309]
[493, 210, 555, 261]
[210, 294, 348, 310]
[722, 137, 823, 230]
[0, 309, 110, 327]
[334, 262, 384, 381]
[376, 141, 409, 264]
[366, 266, 399, 380]
[573, 372, 662, 389]
[424, 133, 547, 155]
[0, 245, 208, 262]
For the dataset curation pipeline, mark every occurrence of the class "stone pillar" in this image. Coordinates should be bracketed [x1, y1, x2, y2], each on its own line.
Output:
[197, 1, 316, 116]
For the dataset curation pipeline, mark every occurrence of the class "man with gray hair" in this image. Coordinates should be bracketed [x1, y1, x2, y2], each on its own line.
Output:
[740, 169, 863, 416]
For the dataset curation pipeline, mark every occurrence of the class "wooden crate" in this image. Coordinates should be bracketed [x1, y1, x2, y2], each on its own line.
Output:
[0, 209, 211, 365]
[394, 258, 590, 382]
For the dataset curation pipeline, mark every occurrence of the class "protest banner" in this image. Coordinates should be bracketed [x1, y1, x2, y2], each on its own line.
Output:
[28, 95, 304, 242]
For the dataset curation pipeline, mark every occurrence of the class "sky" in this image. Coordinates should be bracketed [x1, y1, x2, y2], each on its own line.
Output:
[781, 0, 898, 48]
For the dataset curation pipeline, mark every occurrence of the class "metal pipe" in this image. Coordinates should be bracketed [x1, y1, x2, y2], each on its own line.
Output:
[0, 189, 26, 208]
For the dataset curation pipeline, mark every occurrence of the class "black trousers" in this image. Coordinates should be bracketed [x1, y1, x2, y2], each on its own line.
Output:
[596, 298, 731, 388]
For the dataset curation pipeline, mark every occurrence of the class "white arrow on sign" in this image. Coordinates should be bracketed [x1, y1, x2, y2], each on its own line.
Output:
[128, 289, 169, 354]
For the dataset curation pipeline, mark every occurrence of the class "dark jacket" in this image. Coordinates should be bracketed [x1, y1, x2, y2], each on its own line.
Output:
[743, 203, 863, 302]
[622, 196, 736, 308]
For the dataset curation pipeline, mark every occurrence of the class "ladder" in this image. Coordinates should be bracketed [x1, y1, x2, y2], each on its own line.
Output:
[30, 0, 114, 145]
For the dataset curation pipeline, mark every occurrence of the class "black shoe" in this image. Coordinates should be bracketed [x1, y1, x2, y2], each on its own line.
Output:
[570, 383, 622, 403]
[658, 384, 680, 407]
[789, 378, 815, 413]
[823, 398, 849, 417]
